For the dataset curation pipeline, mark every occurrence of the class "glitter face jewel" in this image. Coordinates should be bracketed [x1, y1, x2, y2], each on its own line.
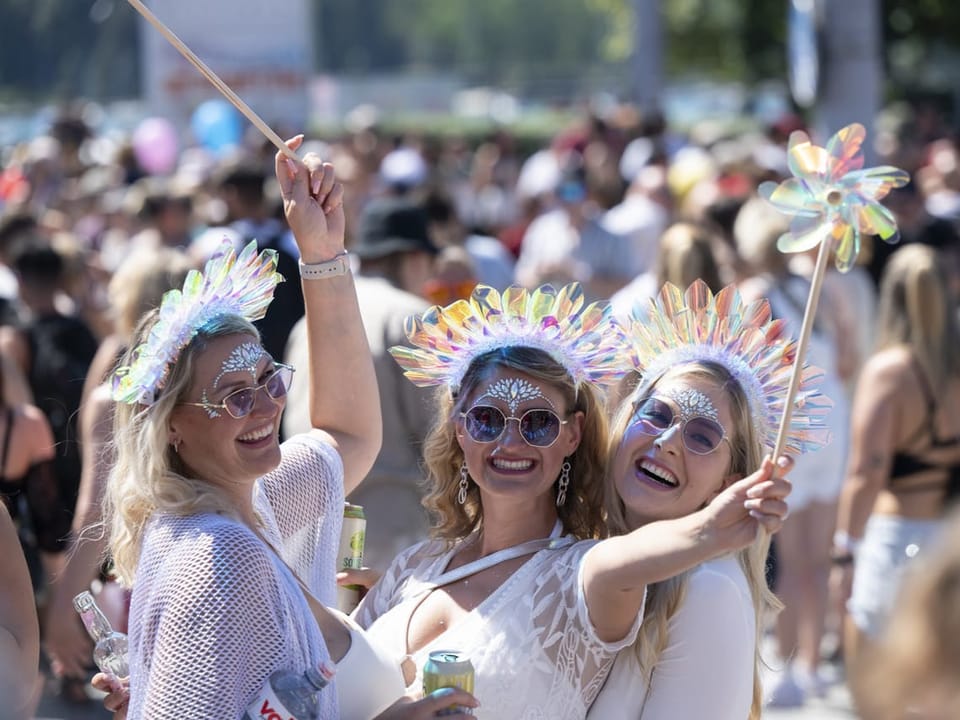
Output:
[212, 343, 267, 389]
[758, 123, 910, 273]
[665, 388, 721, 424]
[477, 377, 552, 414]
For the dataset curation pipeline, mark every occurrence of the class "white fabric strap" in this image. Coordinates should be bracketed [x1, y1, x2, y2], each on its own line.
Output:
[425, 519, 573, 591]
[299, 252, 351, 280]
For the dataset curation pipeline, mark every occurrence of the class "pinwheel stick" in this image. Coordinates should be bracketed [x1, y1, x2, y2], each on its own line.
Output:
[771, 235, 834, 460]
[127, 0, 297, 161]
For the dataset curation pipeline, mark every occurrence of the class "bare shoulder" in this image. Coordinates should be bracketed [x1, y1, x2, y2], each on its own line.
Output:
[17, 404, 55, 455]
[861, 346, 916, 389]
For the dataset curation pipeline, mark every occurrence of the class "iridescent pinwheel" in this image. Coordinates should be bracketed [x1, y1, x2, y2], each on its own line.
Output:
[759, 123, 909, 272]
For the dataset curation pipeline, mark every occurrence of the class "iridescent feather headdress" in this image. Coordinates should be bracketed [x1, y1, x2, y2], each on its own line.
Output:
[389, 283, 628, 391]
[112, 240, 283, 406]
[620, 281, 832, 455]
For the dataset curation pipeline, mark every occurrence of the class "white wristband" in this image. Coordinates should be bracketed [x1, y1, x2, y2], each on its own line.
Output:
[832, 530, 861, 556]
[299, 252, 350, 280]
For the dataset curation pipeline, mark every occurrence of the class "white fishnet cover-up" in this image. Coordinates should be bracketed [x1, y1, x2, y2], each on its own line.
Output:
[355, 539, 642, 720]
[126, 435, 343, 720]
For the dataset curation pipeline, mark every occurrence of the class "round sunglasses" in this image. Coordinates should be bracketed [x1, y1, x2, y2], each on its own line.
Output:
[630, 395, 729, 455]
[460, 405, 568, 448]
[181, 364, 295, 419]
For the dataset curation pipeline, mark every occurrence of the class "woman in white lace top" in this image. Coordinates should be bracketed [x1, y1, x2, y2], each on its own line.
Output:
[353, 284, 793, 719]
[96, 140, 476, 720]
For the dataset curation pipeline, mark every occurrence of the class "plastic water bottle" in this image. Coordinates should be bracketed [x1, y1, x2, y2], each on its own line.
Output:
[243, 662, 336, 720]
[72, 590, 129, 679]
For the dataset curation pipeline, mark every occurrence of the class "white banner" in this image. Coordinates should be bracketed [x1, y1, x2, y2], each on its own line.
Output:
[139, 0, 312, 130]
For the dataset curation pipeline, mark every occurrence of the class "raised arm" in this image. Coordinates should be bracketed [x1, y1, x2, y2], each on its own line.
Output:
[275, 136, 381, 493]
[582, 455, 790, 642]
[44, 385, 115, 679]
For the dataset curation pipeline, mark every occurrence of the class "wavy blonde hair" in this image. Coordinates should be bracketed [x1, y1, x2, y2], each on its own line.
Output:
[876, 243, 960, 389]
[104, 312, 260, 585]
[421, 346, 609, 543]
[655, 221, 724, 292]
[605, 361, 780, 720]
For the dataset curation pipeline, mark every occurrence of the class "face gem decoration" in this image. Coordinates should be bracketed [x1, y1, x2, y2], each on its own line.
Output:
[212, 343, 268, 390]
[476, 377, 554, 414]
[199, 343, 268, 419]
[663, 388, 722, 424]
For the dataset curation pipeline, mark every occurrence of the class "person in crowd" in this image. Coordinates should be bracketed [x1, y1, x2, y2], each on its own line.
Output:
[0, 238, 99, 588]
[734, 195, 852, 705]
[43, 246, 195, 688]
[196, 159, 305, 363]
[834, 243, 960, 712]
[514, 160, 635, 301]
[589, 280, 830, 720]
[609, 220, 727, 320]
[853, 505, 960, 720]
[423, 189, 515, 291]
[0, 501, 41, 720]
[96, 138, 475, 719]
[353, 281, 792, 719]
[283, 196, 438, 573]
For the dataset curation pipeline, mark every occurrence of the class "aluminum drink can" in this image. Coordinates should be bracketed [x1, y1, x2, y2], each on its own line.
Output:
[422, 650, 475, 716]
[336, 503, 365, 613]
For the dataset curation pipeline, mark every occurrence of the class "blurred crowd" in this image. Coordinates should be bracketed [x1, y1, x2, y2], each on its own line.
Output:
[1, 97, 959, 717]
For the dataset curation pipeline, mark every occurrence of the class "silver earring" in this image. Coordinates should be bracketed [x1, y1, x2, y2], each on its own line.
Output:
[556, 460, 571, 506]
[458, 462, 469, 505]
[172, 438, 181, 454]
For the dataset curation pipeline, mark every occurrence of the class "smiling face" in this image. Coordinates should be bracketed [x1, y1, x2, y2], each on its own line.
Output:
[610, 367, 743, 528]
[167, 333, 285, 491]
[455, 367, 584, 512]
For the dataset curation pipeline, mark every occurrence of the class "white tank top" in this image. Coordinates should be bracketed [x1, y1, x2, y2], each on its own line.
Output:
[333, 610, 407, 720]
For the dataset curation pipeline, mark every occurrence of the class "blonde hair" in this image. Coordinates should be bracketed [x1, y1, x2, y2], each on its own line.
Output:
[655, 222, 724, 292]
[604, 361, 780, 720]
[108, 247, 196, 338]
[876, 243, 960, 389]
[422, 346, 609, 542]
[104, 312, 260, 585]
[855, 508, 960, 719]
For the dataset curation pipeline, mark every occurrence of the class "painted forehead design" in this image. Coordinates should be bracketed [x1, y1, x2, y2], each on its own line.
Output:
[474, 377, 555, 414]
[212, 342, 269, 390]
[658, 387, 721, 423]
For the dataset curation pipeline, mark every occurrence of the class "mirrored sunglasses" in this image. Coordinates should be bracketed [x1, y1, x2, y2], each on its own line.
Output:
[182, 364, 295, 419]
[460, 405, 567, 448]
[631, 395, 728, 455]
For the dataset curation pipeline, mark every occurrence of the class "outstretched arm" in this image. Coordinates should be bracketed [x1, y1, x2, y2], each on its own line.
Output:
[582, 455, 791, 642]
[275, 137, 381, 494]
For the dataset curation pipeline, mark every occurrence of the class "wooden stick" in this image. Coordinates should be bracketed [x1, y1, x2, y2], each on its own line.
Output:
[127, 0, 297, 161]
[771, 235, 834, 460]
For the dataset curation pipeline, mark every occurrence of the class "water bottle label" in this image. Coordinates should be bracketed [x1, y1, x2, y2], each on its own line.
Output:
[246, 683, 299, 720]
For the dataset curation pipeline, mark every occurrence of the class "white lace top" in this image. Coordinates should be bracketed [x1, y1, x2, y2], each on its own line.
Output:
[126, 435, 343, 720]
[355, 537, 642, 720]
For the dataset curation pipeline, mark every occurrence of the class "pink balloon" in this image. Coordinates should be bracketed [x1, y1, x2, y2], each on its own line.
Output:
[132, 117, 180, 175]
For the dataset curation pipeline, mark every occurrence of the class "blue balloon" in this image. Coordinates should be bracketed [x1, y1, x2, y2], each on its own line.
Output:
[190, 99, 242, 153]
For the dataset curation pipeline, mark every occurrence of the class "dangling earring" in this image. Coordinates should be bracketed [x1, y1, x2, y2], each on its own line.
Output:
[458, 462, 469, 504]
[172, 439, 180, 454]
[556, 459, 571, 506]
